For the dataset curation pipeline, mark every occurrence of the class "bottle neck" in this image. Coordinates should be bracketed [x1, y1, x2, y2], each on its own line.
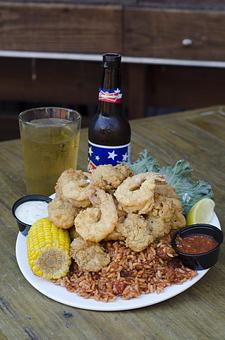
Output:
[97, 65, 122, 116]
[102, 66, 120, 89]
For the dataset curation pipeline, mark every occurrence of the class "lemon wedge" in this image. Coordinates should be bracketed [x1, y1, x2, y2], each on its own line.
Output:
[186, 198, 215, 225]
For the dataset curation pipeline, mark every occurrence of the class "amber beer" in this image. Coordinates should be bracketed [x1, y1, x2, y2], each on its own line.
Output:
[19, 108, 81, 195]
[88, 53, 131, 171]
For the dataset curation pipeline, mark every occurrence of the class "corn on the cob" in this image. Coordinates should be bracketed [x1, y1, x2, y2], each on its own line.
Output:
[27, 218, 71, 280]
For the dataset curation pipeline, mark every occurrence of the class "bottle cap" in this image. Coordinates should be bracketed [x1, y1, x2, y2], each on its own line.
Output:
[103, 53, 121, 67]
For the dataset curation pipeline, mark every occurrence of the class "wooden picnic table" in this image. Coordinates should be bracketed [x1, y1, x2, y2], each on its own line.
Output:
[0, 105, 224, 339]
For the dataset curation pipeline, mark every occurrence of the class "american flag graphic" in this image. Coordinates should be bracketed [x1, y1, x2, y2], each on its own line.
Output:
[98, 88, 122, 104]
[88, 141, 130, 171]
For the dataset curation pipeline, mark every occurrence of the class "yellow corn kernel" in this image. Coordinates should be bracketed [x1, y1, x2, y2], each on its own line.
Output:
[27, 218, 71, 280]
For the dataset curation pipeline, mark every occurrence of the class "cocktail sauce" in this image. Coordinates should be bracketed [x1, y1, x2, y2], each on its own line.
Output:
[176, 234, 218, 254]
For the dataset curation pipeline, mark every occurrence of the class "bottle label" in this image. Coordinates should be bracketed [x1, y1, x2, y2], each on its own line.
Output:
[98, 88, 122, 104]
[88, 141, 131, 171]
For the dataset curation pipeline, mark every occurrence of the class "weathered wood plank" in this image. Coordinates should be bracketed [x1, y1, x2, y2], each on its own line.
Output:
[0, 116, 19, 141]
[126, 63, 147, 119]
[5, 0, 136, 4]
[139, 0, 225, 10]
[0, 3, 122, 53]
[124, 7, 225, 60]
[5, 0, 225, 10]
[1, 1, 225, 64]
[145, 65, 225, 109]
[0, 58, 100, 105]
[2, 57, 225, 141]
[1, 58, 225, 112]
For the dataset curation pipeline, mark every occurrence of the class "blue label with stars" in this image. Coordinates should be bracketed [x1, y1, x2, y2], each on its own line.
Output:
[88, 140, 130, 171]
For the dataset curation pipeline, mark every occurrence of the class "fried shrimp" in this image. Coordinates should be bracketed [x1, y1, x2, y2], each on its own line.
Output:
[104, 207, 126, 241]
[55, 169, 93, 208]
[70, 237, 110, 272]
[90, 164, 132, 191]
[48, 197, 80, 229]
[114, 172, 166, 214]
[75, 189, 118, 242]
[117, 213, 154, 252]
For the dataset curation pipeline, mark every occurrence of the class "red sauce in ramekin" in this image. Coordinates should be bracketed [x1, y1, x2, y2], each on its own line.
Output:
[176, 234, 218, 254]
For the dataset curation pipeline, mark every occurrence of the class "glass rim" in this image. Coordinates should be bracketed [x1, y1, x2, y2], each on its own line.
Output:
[19, 106, 81, 125]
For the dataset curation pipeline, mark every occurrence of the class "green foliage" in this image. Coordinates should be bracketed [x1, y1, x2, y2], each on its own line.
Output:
[128, 151, 214, 215]
[128, 149, 160, 173]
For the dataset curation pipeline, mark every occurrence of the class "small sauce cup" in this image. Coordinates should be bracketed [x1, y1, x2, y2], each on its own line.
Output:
[171, 224, 223, 270]
[12, 195, 52, 236]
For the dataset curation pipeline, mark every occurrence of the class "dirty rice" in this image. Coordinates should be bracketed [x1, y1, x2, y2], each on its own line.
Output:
[57, 234, 197, 302]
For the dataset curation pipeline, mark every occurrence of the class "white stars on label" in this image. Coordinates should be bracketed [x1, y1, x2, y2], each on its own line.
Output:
[108, 150, 118, 160]
[88, 141, 130, 167]
[122, 153, 128, 162]
[89, 146, 93, 156]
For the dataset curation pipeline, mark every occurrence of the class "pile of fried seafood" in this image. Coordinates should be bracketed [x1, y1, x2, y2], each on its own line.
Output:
[48, 164, 196, 301]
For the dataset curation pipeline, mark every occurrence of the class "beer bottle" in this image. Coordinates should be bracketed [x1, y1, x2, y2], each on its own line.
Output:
[88, 53, 131, 171]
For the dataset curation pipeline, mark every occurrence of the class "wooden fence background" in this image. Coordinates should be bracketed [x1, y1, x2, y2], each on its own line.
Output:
[1, 1, 225, 140]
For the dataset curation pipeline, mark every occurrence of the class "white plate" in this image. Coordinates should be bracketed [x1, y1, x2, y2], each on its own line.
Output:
[16, 213, 221, 311]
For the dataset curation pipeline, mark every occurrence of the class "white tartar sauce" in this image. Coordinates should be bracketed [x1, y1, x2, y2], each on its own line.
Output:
[15, 200, 49, 225]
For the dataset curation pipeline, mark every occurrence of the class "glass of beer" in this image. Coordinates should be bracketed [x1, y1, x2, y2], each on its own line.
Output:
[19, 107, 81, 195]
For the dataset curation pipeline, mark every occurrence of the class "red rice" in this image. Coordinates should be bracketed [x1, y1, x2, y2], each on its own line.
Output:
[56, 234, 197, 302]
